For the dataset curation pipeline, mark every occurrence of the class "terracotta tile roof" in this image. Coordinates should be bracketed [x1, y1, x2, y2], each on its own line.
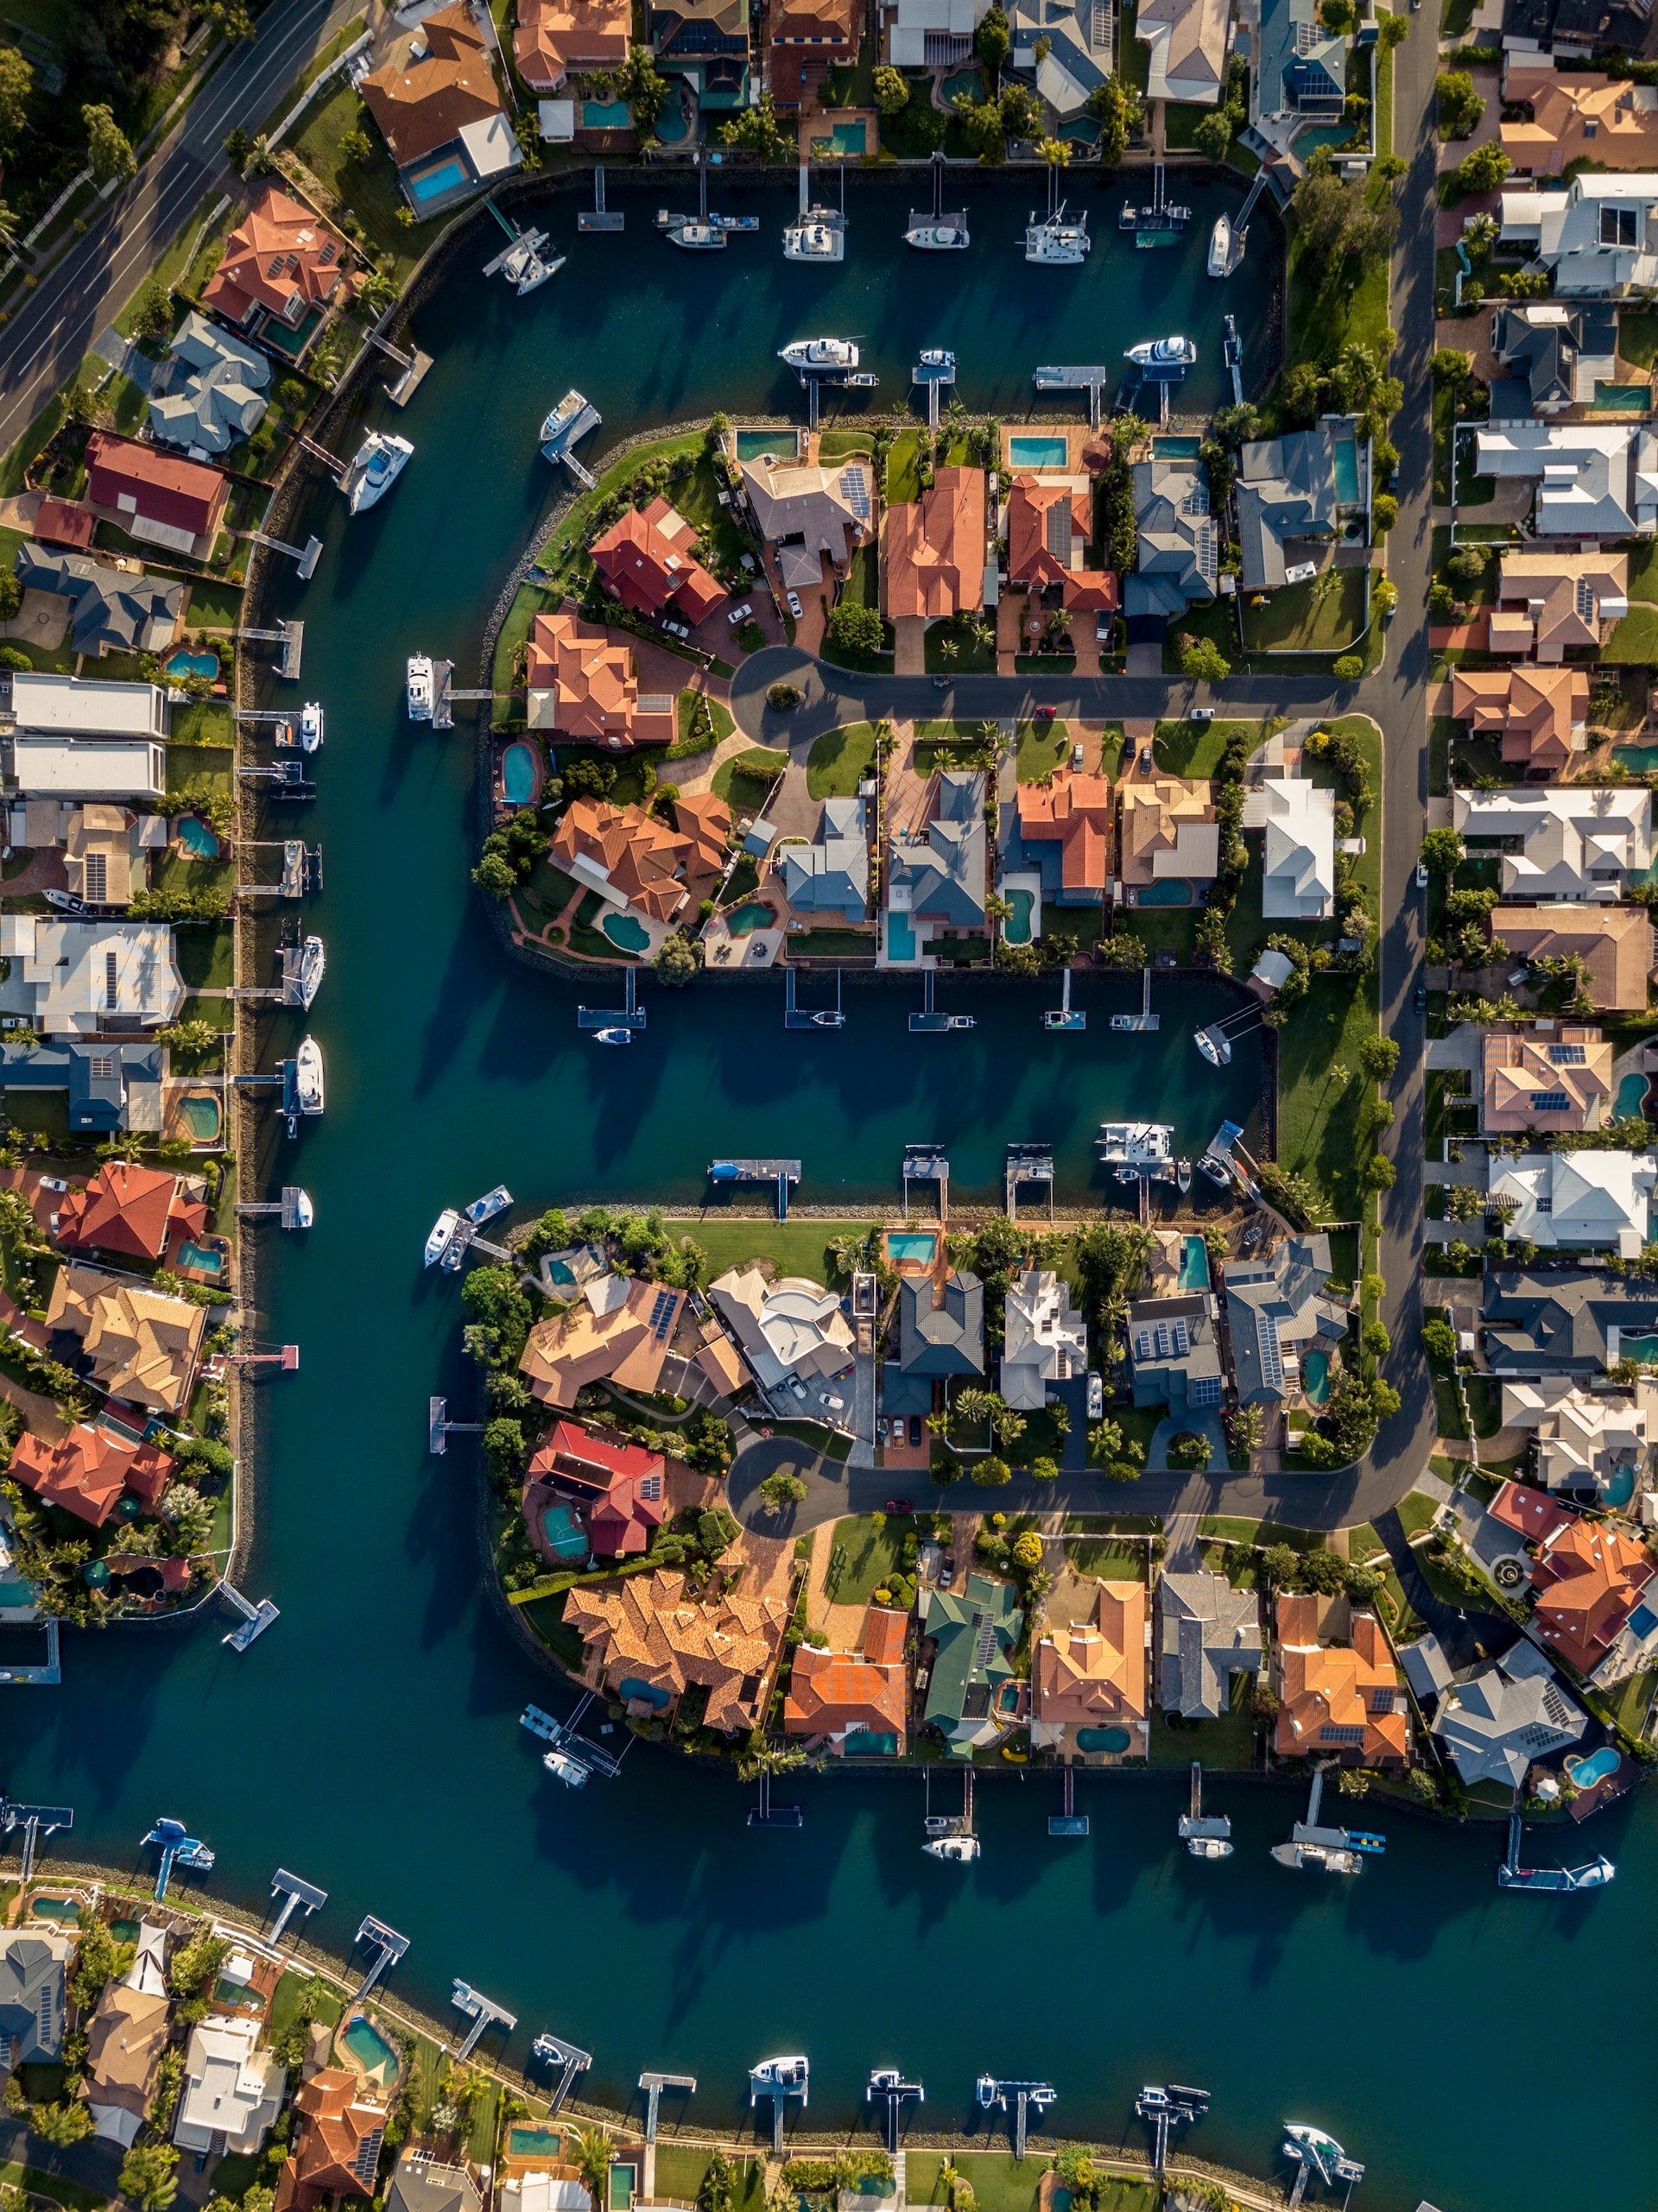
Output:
[33, 499, 94, 550]
[589, 496, 724, 622]
[565, 1565, 787, 1732]
[672, 790, 732, 880]
[1481, 1024, 1613, 1134]
[275, 2069, 389, 2212]
[360, 3, 504, 168]
[883, 466, 986, 622]
[1451, 666, 1588, 774]
[518, 1275, 685, 1406]
[525, 610, 673, 749]
[1493, 550, 1627, 660]
[200, 186, 354, 328]
[512, 0, 629, 89]
[1530, 1515, 1655, 1673]
[1016, 767, 1112, 894]
[9, 1421, 172, 1528]
[1491, 904, 1655, 1013]
[1003, 473, 1119, 612]
[83, 432, 228, 542]
[861, 1602, 908, 1666]
[55, 1160, 206, 1264]
[1273, 1595, 1408, 1766]
[1116, 773, 1219, 889]
[45, 1267, 206, 1414]
[767, 0, 857, 104]
[1033, 1580, 1148, 1729]
[524, 1416, 668, 1557]
[1489, 1476, 1578, 1544]
[782, 1642, 906, 1742]
[1503, 68, 1658, 175]
[550, 796, 696, 920]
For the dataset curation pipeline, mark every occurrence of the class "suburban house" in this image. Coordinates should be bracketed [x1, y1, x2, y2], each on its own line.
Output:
[522, 1418, 667, 1560]
[1473, 419, 1658, 538]
[588, 496, 725, 623]
[82, 431, 229, 558]
[1009, 0, 1111, 111]
[777, 794, 870, 922]
[1449, 667, 1587, 776]
[9, 1421, 173, 1528]
[53, 804, 159, 908]
[1032, 1581, 1149, 1760]
[1489, 303, 1618, 413]
[1010, 768, 1112, 905]
[173, 2014, 286, 2154]
[1498, 171, 1658, 293]
[1454, 785, 1655, 901]
[1502, 66, 1658, 172]
[563, 1566, 788, 1732]
[524, 611, 674, 749]
[1491, 905, 1654, 1011]
[1481, 1024, 1613, 1134]
[1484, 1265, 1658, 1378]
[45, 1268, 206, 1415]
[1500, 1376, 1652, 1499]
[1486, 548, 1628, 660]
[85, 1924, 171, 2146]
[0, 1930, 70, 2066]
[512, 0, 629, 92]
[1134, 0, 1228, 104]
[767, 0, 859, 108]
[1117, 772, 1219, 894]
[1244, 772, 1335, 920]
[149, 313, 269, 457]
[899, 1268, 984, 1382]
[918, 1572, 1022, 1753]
[883, 466, 988, 622]
[1273, 1594, 1408, 1767]
[1159, 1568, 1262, 1720]
[1126, 455, 1217, 622]
[647, 0, 750, 111]
[1486, 1148, 1658, 1257]
[9, 738, 167, 803]
[1225, 1235, 1346, 1406]
[551, 795, 728, 920]
[1235, 427, 1341, 592]
[887, 771, 988, 934]
[1529, 1514, 1656, 1675]
[56, 1159, 208, 1264]
[1127, 1292, 1223, 1413]
[5, 670, 171, 743]
[0, 1039, 165, 1134]
[201, 185, 354, 351]
[387, 2154, 484, 2212]
[0, 917, 183, 1035]
[710, 1265, 855, 1392]
[359, 3, 522, 213]
[1259, 0, 1345, 112]
[783, 1604, 908, 1754]
[1502, 0, 1650, 50]
[1003, 473, 1117, 615]
[884, 0, 983, 66]
[273, 2070, 389, 2212]
[738, 452, 870, 594]
[1000, 1267, 1088, 1410]
[1402, 1634, 1585, 1790]
[518, 1274, 686, 1406]
[14, 546, 184, 658]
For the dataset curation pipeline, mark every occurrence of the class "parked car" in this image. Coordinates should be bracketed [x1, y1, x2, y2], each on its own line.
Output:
[1072, 742, 1085, 771]
[876, 1418, 889, 1440]
[1096, 612, 1114, 641]
[727, 602, 754, 627]
[1413, 981, 1428, 1016]
[1414, 860, 1428, 889]
[786, 590, 803, 619]
[908, 1415, 922, 1445]
[886, 1497, 914, 1514]
[661, 617, 690, 641]
[1034, 704, 1055, 722]
[1086, 1372, 1104, 1419]
[788, 1376, 808, 1400]
[940, 1554, 957, 1589]
[1190, 707, 1214, 724]
[39, 1175, 67, 1193]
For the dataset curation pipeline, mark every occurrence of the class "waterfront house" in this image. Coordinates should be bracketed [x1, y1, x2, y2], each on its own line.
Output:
[13, 546, 184, 659]
[1489, 304, 1618, 414]
[0, 1040, 164, 1135]
[518, 1274, 686, 1407]
[783, 1603, 909, 1753]
[1530, 1514, 1656, 1675]
[1009, 0, 1110, 112]
[1011, 768, 1112, 905]
[768, 0, 858, 108]
[1127, 1292, 1223, 1414]
[388, 2154, 484, 2212]
[0, 1930, 69, 2067]
[588, 497, 725, 624]
[1501, 1377, 1652, 1501]
[174, 2013, 285, 2154]
[1449, 667, 1588, 777]
[1134, 0, 1229, 104]
[1000, 1267, 1087, 1411]
[1225, 1236, 1346, 1406]
[58, 804, 160, 908]
[647, 0, 750, 111]
[1452, 786, 1655, 902]
[1273, 1594, 1408, 1767]
[550, 795, 725, 920]
[1032, 1580, 1149, 1760]
[673, 792, 731, 883]
[1117, 772, 1218, 895]
[1472, 420, 1658, 539]
[884, 0, 982, 66]
[0, 917, 183, 1036]
[1498, 172, 1658, 294]
[1126, 456, 1217, 624]
[1003, 474, 1117, 617]
[1257, 0, 1345, 113]
[1159, 1568, 1263, 1719]
[1487, 1148, 1658, 1257]
[1409, 1634, 1586, 1789]
[777, 793, 870, 922]
[56, 1158, 209, 1264]
[1235, 428, 1340, 593]
[360, 3, 522, 214]
[710, 1266, 855, 1393]
[1481, 1024, 1613, 1134]
[739, 452, 870, 597]
[274, 2068, 389, 2212]
[202, 186, 353, 353]
[149, 313, 269, 458]
[899, 1268, 984, 1381]
[1502, 68, 1658, 174]
[918, 1571, 1022, 1753]
[45, 1267, 206, 1417]
[1490, 904, 1654, 1012]
[522, 1418, 667, 1560]
[81, 431, 228, 559]
[563, 1565, 788, 1732]
[525, 611, 674, 750]
[10, 1421, 173, 1529]
[887, 770, 988, 932]
[501, 2180, 591, 2212]
[85, 1923, 171, 2146]
[4, 669, 171, 744]
[1244, 772, 1335, 920]
[1485, 549, 1627, 661]
[1484, 1265, 1658, 1378]
[512, 0, 629, 91]
[8, 740, 167, 805]
[883, 466, 989, 623]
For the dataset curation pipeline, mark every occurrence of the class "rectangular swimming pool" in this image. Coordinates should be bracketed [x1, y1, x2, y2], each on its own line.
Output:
[408, 157, 468, 204]
[887, 911, 916, 962]
[1008, 435, 1068, 469]
[1332, 433, 1360, 505]
[736, 428, 800, 463]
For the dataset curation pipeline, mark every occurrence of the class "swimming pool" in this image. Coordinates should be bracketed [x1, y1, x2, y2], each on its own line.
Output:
[617, 1677, 672, 1709]
[1332, 433, 1360, 504]
[508, 2127, 566, 2161]
[1003, 887, 1035, 945]
[1603, 1463, 1636, 1510]
[177, 816, 219, 859]
[176, 1240, 225, 1276]
[1566, 1745, 1621, 1789]
[724, 901, 775, 936]
[1617, 1334, 1658, 1366]
[940, 66, 984, 101]
[1588, 383, 1651, 412]
[177, 1094, 222, 1143]
[1616, 1071, 1650, 1121]
[1152, 435, 1201, 460]
[1076, 1725, 1132, 1754]
[1301, 1349, 1332, 1407]
[539, 1502, 589, 1564]
[502, 743, 537, 806]
[340, 2013, 400, 2085]
[165, 649, 218, 680]
[27, 1896, 81, 1923]
[1008, 435, 1068, 470]
[842, 1729, 899, 1756]
[812, 119, 865, 155]
[601, 912, 651, 953]
[1178, 1235, 1211, 1292]
[584, 98, 631, 127]
[888, 1231, 937, 1265]
[736, 428, 800, 464]
[408, 156, 468, 204]
[886, 911, 916, 962]
[1136, 879, 1193, 906]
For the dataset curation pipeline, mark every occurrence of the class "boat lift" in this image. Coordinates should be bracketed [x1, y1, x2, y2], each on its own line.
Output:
[1498, 1809, 1615, 1893]
[1223, 310, 1245, 403]
[909, 970, 975, 1033]
[867, 2069, 923, 2152]
[0, 1800, 73, 1880]
[532, 2032, 593, 2112]
[1047, 1763, 1087, 1837]
[1005, 1143, 1053, 1219]
[748, 1767, 803, 1829]
[521, 1696, 624, 1785]
[1032, 364, 1111, 431]
[902, 1144, 949, 1220]
[452, 1981, 516, 2062]
[352, 1916, 408, 2000]
[365, 326, 433, 405]
[482, 196, 564, 293]
[142, 1817, 214, 1901]
[1284, 2127, 1364, 2208]
[975, 2078, 1055, 2161]
[1110, 967, 1159, 1033]
[1194, 1002, 1262, 1065]
[578, 164, 624, 232]
[238, 757, 315, 802]
[750, 2057, 808, 2154]
[708, 1158, 800, 1220]
[1135, 2083, 1208, 2176]
[912, 347, 956, 433]
[908, 148, 965, 249]
[784, 965, 845, 1029]
[235, 619, 304, 679]
[235, 839, 320, 901]
[234, 1187, 315, 1230]
[429, 1398, 486, 1456]
[219, 1583, 280, 1650]
[579, 964, 645, 1032]
[639, 2072, 697, 2140]
[1043, 966, 1084, 1031]
[237, 528, 323, 581]
[268, 1868, 328, 1945]
[1271, 1768, 1384, 1875]
[1178, 1761, 1232, 1858]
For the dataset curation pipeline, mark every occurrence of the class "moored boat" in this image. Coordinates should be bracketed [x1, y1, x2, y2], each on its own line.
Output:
[424, 1210, 462, 1267]
[1208, 214, 1232, 276]
[407, 654, 434, 721]
[341, 431, 413, 515]
[905, 222, 969, 250]
[465, 1184, 512, 1224]
[780, 336, 859, 370]
[923, 1833, 980, 1861]
[300, 701, 324, 752]
[592, 1026, 634, 1046]
[1126, 334, 1197, 367]
[296, 935, 326, 1010]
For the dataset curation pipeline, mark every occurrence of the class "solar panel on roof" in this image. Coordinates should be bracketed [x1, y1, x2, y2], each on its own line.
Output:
[1257, 1314, 1285, 1390]
[1531, 1090, 1572, 1113]
[1547, 1043, 1587, 1064]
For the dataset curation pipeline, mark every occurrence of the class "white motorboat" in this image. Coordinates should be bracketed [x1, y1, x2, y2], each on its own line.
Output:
[1126, 334, 1197, 367]
[783, 212, 845, 262]
[1194, 1027, 1227, 1066]
[668, 219, 725, 250]
[543, 1746, 590, 1786]
[1207, 214, 1232, 277]
[289, 1189, 315, 1229]
[341, 430, 413, 515]
[424, 1210, 462, 1267]
[592, 1027, 633, 1046]
[295, 935, 326, 1011]
[923, 1833, 981, 1862]
[1282, 2127, 1358, 2190]
[780, 336, 859, 370]
[749, 2057, 808, 2098]
[299, 701, 324, 752]
[407, 654, 434, 721]
[465, 1184, 512, 1224]
[1186, 1835, 1232, 1860]
[918, 347, 956, 371]
[906, 222, 969, 250]
[293, 1036, 324, 1116]
[1176, 1159, 1193, 1194]
[42, 888, 88, 913]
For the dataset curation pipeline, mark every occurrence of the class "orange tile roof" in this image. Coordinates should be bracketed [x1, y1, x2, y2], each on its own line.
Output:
[519, 1276, 686, 1406]
[768, 0, 858, 104]
[783, 1643, 907, 1742]
[1017, 767, 1111, 894]
[1273, 1595, 1408, 1766]
[1490, 1476, 1578, 1545]
[1530, 1515, 1655, 1674]
[883, 466, 986, 622]
[1502, 68, 1658, 174]
[9, 1421, 172, 1528]
[1116, 773, 1219, 888]
[550, 796, 694, 920]
[590, 496, 724, 622]
[275, 2070, 388, 2212]
[526, 610, 673, 749]
[55, 1160, 206, 1264]
[1481, 1024, 1612, 1134]
[201, 186, 353, 328]
[1033, 1580, 1147, 1729]
[1493, 550, 1627, 660]
[512, 0, 629, 90]
[672, 790, 732, 880]
[1491, 905, 1654, 1014]
[361, 4, 503, 168]
[861, 1603, 908, 1665]
[1451, 667, 1588, 774]
[1003, 474, 1120, 612]
[565, 1565, 787, 1732]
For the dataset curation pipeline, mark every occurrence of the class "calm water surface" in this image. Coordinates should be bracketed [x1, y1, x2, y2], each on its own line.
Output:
[6, 175, 1648, 2212]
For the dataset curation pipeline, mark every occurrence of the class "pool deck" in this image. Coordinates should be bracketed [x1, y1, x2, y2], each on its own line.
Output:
[998, 423, 1100, 475]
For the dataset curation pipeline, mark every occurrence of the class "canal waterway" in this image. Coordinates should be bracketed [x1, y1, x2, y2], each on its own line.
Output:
[3, 171, 1651, 2212]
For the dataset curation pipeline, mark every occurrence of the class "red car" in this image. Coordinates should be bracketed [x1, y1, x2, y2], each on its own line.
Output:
[885, 1497, 914, 1514]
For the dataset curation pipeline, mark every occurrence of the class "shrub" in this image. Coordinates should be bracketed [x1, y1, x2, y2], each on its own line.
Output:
[1332, 654, 1364, 680]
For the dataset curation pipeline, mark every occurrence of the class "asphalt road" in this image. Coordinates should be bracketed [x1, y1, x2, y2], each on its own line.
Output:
[0, 0, 363, 456]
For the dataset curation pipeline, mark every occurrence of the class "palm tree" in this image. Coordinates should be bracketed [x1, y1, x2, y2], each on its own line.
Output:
[569, 2127, 613, 2206]
[952, 1385, 996, 1431]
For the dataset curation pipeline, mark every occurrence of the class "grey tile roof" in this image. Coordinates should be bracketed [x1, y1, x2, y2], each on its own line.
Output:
[0, 1932, 66, 2062]
[1159, 1569, 1262, 1717]
[0, 1039, 166, 1132]
[1131, 458, 1217, 607]
[1127, 1292, 1223, 1413]
[1429, 1639, 1585, 1788]
[1235, 427, 1340, 591]
[14, 545, 184, 657]
[900, 1267, 984, 1376]
[1224, 1234, 1338, 1405]
[388, 2156, 483, 2212]
[889, 770, 986, 926]
[149, 311, 270, 457]
[778, 793, 869, 917]
[1484, 1266, 1658, 1376]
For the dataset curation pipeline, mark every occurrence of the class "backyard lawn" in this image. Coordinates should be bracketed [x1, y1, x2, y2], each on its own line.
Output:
[293, 80, 438, 276]
[1240, 566, 1369, 656]
[825, 1514, 912, 1606]
[650, 2149, 763, 2209]
[807, 722, 879, 799]
[666, 1217, 877, 1280]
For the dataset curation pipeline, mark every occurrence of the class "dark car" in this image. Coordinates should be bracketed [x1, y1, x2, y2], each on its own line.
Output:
[886, 1496, 914, 1514]
[1413, 981, 1427, 1016]
[908, 1415, 922, 1445]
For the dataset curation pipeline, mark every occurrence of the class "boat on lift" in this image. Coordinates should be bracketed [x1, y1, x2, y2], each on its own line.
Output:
[1176, 1160, 1193, 1194]
[1126, 334, 1197, 367]
[750, 2057, 809, 2098]
[1207, 214, 1233, 277]
[424, 1210, 462, 1267]
[1186, 1832, 1231, 1860]
[918, 347, 956, 371]
[924, 1832, 981, 1862]
[1025, 205, 1090, 263]
[294, 934, 326, 1010]
[592, 1026, 634, 1046]
[543, 1745, 589, 1786]
[289, 1189, 315, 1229]
[299, 701, 324, 752]
[783, 212, 844, 262]
[907, 220, 969, 250]
[293, 1037, 325, 1116]
[341, 430, 413, 514]
[781, 336, 859, 370]
[407, 654, 434, 721]
[1194, 1026, 1228, 1066]
[465, 1185, 512, 1225]
[662, 154, 726, 250]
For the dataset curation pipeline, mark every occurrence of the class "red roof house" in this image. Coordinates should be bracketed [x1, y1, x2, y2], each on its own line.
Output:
[55, 1160, 208, 1266]
[273, 2070, 388, 2212]
[33, 498, 95, 551]
[1489, 1477, 1578, 1549]
[589, 496, 725, 623]
[1016, 768, 1111, 899]
[1004, 473, 1118, 614]
[782, 1603, 908, 1750]
[82, 433, 230, 557]
[201, 185, 355, 338]
[524, 1417, 668, 1557]
[9, 1422, 173, 1528]
[1530, 1517, 1655, 1675]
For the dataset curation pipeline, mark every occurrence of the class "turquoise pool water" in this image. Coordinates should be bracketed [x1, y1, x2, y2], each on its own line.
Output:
[812, 120, 866, 155]
[842, 1729, 899, 1756]
[1136, 879, 1193, 906]
[1178, 1235, 1211, 1292]
[177, 1240, 225, 1275]
[736, 428, 800, 463]
[1008, 436, 1068, 469]
[539, 1502, 589, 1564]
[1589, 383, 1651, 412]
[724, 901, 775, 936]
[887, 911, 916, 962]
[178, 816, 219, 858]
[1332, 433, 1360, 504]
[178, 1095, 222, 1142]
[618, 1676, 672, 1708]
[509, 2127, 566, 2160]
[656, 98, 689, 142]
[1077, 1725, 1132, 1753]
[1004, 887, 1035, 945]
[409, 156, 468, 204]
[0, 1578, 36, 1608]
[1301, 1349, 1332, 1407]
[1568, 1746, 1621, 1788]
[602, 912, 651, 953]
[165, 649, 218, 680]
[888, 1231, 936, 1264]
[28, 1896, 80, 1922]
[1604, 1464, 1636, 1509]
[585, 98, 631, 127]
[611, 2165, 636, 2211]
[1618, 1335, 1658, 1366]
[341, 2013, 399, 2082]
[1152, 435, 1201, 459]
[502, 743, 536, 806]
[1617, 1071, 1650, 1120]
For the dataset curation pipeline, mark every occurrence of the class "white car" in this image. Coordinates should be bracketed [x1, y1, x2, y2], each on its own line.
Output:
[1086, 1372, 1104, 1419]
[1190, 708, 1214, 724]
[727, 602, 755, 628]
[661, 617, 690, 641]
[786, 590, 803, 619]
[1071, 742, 1085, 771]
[1283, 559, 1319, 586]
[1414, 860, 1428, 889]
[39, 1175, 68, 1193]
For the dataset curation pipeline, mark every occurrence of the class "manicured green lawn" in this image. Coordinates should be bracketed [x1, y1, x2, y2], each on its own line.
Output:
[1394, 1490, 1441, 1540]
[1602, 603, 1658, 664]
[1147, 717, 1276, 779]
[166, 743, 234, 795]
[1066, 1533, 1147, 1577]
[712, 748, 788, 811]
[1015, 719, 1070, 781]
[826, 1514, 912, 1605]
[651, 2148, 764, 2209]
[177, 927, 235, 990]
[268, 1968, 345, 2047]
[171, 700, 235, 747]
[674, 691, 734, 753]
[807, 722, 879, 799]
[1242, 566, 1368, 655]
[187, 576, 245, 628]
[0, 2166, 104, 2212]
[294, 80, 438, 276]
[1148, 1669, 1261, 1769]
[668, 1216, 876, 1282]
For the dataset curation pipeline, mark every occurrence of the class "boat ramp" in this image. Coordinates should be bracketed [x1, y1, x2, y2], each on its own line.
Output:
[1498, 1809, 1615, 1892]
[268, 1868, 328, 1945]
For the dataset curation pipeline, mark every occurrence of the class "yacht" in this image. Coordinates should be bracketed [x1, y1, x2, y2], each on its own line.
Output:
[542, 1746, 589, 1786]
[289, 1189, 315, 1229]
[342, 430, 413, 514]
[1025, 205, 1090, 264]
[299, 701, 324, 752]
[918, 347, 956, 372]
[906, 221, 969, 250]
[783, 211, 845, 262]
[295, 934, 326, 1011]
[465, 1185, 512, 1224]
[407, 654, 434, 721]
[750, 2057, 808, 2098]
[923, 1833, 981, 1862]
[1176, 1159, 1193, 1194]
[293, 1036, 325, 1116]
[592, 1026, 634, 1046]
[668, 218, 725, 250]
[780, 336, 858, 370]
[1208, 213, 1233, 277]
[424, 1210, 462, 1267]
[1282, 2127, 1357, 2190]
[1185, 1832, 1232, 1860]
[1126, 335, 1197, 367]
